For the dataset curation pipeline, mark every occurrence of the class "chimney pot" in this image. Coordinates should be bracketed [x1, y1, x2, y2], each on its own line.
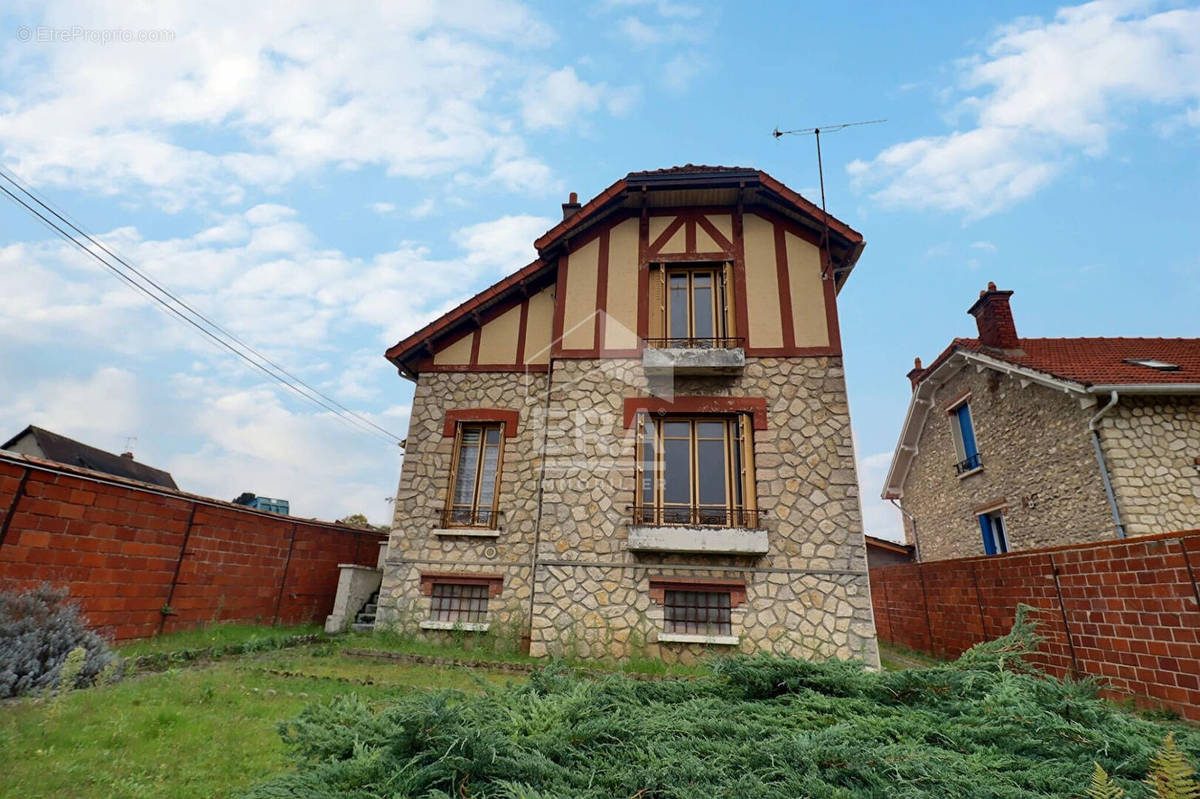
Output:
[906, 357, 925, 390]
[967, 282, 1019, 351]
[120, 452, 134, 459]
[561, 191, 582, 220]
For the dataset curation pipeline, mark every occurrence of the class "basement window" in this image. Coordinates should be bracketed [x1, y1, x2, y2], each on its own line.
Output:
[429, 582, 489, 623]
[1123, 358, 1180, 372]
[664, 589, 732, 636]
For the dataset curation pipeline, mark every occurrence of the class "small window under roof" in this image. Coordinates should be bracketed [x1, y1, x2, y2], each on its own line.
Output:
[1123, 358, 1181, 372]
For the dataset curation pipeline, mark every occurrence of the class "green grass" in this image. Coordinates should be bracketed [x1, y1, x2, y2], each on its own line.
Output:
[0, 645, 526, 799]
[340, 628, 708, 677]
[117, 622, 323, 658]
[878, 641, 943, 671]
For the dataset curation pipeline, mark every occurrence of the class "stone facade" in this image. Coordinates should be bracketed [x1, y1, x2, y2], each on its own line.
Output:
[899, 365, 1114, 561]
[379, 356, 879, 667]
[1102, 396, 1200, 536]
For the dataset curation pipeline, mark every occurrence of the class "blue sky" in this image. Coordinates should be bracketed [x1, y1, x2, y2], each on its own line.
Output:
[1, 0, 1197, 535]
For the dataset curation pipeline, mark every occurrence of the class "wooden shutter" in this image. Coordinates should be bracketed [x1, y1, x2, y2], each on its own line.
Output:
[648, 265, 665, 340]
[738, 413, 756, 513]
[722, 261, 736, 341]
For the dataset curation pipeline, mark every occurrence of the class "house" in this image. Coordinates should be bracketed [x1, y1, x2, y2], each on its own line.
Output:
[882, 283, 1200, 562]
[376, 165, 878, 665]
[863, 535, 913, 568]
[1, 425, 177, 489]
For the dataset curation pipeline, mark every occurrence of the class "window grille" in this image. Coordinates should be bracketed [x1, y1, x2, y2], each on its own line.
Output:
[663, 589, 732, 635]
[429, 582, 489, 623]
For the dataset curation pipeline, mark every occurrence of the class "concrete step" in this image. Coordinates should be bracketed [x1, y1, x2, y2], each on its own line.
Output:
[363, 603, 377, 614]
[352, 622, 375, 632]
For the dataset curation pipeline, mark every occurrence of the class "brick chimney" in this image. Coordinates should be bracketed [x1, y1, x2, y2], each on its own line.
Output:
[967, 282, 1020, 351]
[906, 357, 924, 390]
[561, 191, 580, 220]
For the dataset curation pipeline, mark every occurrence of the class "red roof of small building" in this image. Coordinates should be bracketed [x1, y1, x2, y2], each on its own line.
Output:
[915, 337, 1200, 387]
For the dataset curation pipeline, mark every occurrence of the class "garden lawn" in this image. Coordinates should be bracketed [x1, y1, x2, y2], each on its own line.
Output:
[0, 645, 526, 799]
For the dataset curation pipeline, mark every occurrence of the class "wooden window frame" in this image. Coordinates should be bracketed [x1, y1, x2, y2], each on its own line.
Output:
[649, 261, 735, 345]
[445, 421, 505, 528]
[634, 413, 756, 527]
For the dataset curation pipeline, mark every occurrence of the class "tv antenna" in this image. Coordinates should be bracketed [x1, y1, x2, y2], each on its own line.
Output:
[123, 435, 138, 452]
[772, 118, 885, 279]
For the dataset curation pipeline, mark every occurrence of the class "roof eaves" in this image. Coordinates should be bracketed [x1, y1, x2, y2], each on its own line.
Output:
[533, 176, 628, 251]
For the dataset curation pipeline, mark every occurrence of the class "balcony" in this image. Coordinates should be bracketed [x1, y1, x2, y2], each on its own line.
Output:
[642, 337, 745, 377]
[626, 506, 767, 555]
[954, 452, 983, 478]
[431, 507, 501, 538]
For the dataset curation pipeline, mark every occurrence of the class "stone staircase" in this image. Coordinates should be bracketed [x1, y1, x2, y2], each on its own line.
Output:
[352, 589, 379, 632]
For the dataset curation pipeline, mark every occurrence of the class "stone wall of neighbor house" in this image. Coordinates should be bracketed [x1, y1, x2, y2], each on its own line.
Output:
[376, 370, 548, 640]
[1101, 396, 1200, 537]
[380, 357, 878, 666]
[900, 367, 1115, 561]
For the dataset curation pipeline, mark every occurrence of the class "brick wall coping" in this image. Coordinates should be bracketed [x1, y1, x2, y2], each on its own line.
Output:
[873, 527, 1200, 574]
[0, 451, 388, 539]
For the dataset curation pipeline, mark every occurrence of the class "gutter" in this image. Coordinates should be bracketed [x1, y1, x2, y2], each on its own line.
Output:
[1088, 390, 1125, 539]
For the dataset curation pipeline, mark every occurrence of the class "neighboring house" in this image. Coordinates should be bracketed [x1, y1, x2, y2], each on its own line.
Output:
[863, 535, 913, 568]
[377, 165, 879, 665]
[883, 283, 1200, 562]
[1, 425, 177, 489]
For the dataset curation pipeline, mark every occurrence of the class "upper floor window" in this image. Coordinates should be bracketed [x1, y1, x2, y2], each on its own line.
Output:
[635, 414, 756, 527]
[949, 401, 981, 476]
[978, 510, 1009, 555]
[649, 263, 736, 348]
[446, 422, 503, 527]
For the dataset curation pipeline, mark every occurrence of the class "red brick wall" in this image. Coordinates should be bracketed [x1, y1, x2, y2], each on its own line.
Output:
[0, 458, 385, 642]
[870, 529, 1200, 720]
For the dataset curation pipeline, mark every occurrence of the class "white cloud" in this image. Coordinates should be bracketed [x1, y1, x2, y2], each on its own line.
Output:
[849, 1, 1200, 217]
[856, 450, 905, 543]
[0, 0, 636, 207]
[520, 66, 637, 130]
[661, 53, 705, 92]
[970, 240, 997, 251]
[453, 214, 554, 268]
[370, 202, 397, 215]
[0, 367, 141, 452]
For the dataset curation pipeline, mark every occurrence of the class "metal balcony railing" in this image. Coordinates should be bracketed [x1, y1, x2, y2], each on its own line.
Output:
[954, 453, 983, 475]
[441, 507, 500, 529]
[643, 336, 744, 349]
[629, 505, 762, 529]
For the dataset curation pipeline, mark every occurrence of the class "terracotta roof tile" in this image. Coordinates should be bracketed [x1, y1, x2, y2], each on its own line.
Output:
[917, 337, 1200, 387]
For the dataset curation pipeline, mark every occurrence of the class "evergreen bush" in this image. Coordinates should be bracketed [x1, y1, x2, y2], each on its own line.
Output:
[247, 610, 1200, 798]
[0, 584, 120, 697]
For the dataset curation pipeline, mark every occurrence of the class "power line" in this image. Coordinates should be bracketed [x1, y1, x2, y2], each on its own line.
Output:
[772, 118, 886, 280]
[0, 171, 404, 445]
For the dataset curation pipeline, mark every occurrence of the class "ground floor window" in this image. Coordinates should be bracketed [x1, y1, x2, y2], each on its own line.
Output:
[429, 582, 489, 623]
[663, 589, 732, 636]
[978, 510, 1009, 555]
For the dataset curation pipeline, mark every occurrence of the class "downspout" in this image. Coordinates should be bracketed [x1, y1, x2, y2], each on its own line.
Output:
[888, 498, 921, 562]
[525, 357, 555, 653]
[1089, 390, 1125, 539]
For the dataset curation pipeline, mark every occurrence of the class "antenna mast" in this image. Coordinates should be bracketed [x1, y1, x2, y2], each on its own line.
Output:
[772, 118, 885, 280]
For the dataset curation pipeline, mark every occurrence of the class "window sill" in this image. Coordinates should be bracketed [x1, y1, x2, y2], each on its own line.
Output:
[957, 466, 983, 480]
[432, 528, 501, 538]
[419, 621, 490, 632]
[658, 632, 739, 646]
